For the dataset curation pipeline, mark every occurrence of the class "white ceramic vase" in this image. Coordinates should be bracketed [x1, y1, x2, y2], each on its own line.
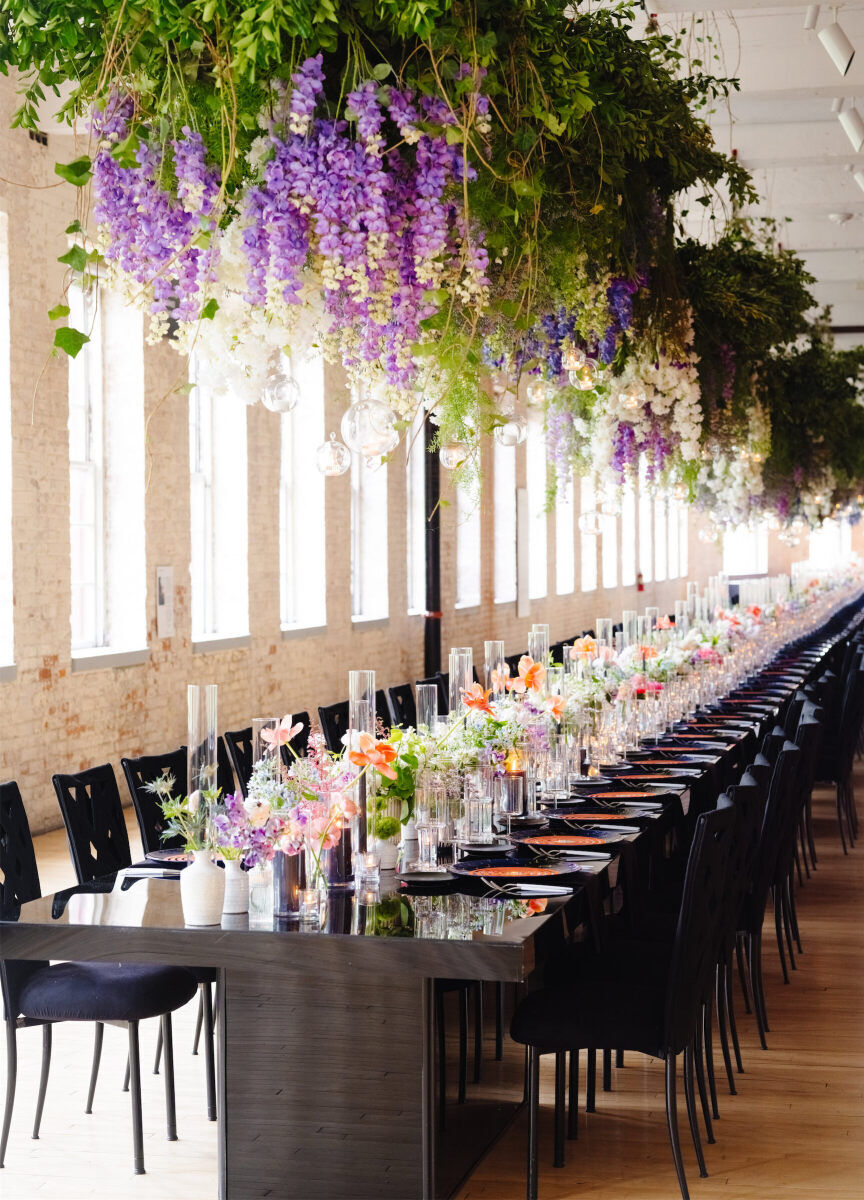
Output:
[221, 858, 249, 915]
[181, 850, 225, 926]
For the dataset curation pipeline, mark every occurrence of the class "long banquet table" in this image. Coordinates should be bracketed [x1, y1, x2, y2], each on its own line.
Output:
[0, 746, 761, 1199]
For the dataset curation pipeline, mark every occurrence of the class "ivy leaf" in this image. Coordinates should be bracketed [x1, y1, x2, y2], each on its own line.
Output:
[64, 220, 82, 235]
[54, 156, 92, 187]
[47, 303, 70, 321]
[57, 245, 87, 273]
[200, 298, 219, 320]
[53, 326, 90, 358]
[371, 62, 392, 81]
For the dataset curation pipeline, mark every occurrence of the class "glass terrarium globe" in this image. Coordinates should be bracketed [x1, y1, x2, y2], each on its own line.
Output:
[315, 433, 351, 476]
[618, 382, 646, 411]
[262, 366, 301, 413]
[493, 416, 527, 447]
[561, 343, 586, 372]
[340, 399, 400, 458]
[526, 377, 552, 405]
[577, 510, 603, 536]
[439, 442, 468, 470]
[569, 359, 599, 391]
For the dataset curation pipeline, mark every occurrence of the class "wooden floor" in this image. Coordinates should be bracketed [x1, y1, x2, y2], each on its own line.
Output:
[3, 783, 864, 1199]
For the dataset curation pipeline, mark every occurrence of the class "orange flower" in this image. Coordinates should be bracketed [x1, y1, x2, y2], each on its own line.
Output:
[348, 732, 398, 780]
[544, 694, 566, 721]
[491, 665, 510, 693]
[509, 654, 546, 694]
[461, 681, 494, 716]
[570, 636, 598, 657]
[637, 644, 658, 659]
[657, 615, 673, 629]
[527, 898, 548, 914]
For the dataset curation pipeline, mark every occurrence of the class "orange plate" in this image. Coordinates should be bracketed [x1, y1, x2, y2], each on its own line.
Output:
[586, 791, 656, 800]
[468, 865, 557, 877]
[161, 853, 191, 862]
[563, 811, 641, 820]
[620, 774, 676, 780]
[524, 835, 603, 846]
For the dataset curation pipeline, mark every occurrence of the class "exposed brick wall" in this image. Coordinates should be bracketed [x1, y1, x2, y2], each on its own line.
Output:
[0, 77, 841, 836]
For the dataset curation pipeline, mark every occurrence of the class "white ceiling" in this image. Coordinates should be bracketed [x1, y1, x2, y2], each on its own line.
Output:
[646, 1, 864, 333]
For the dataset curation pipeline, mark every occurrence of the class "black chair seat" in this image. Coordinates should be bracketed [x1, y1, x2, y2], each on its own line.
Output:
[511, 977, 666, 1058]
[18, 962, 198, 1024]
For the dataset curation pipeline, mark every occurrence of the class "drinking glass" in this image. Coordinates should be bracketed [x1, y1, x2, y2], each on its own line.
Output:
[495, 774, 525, 816]
[416, 824, 442, 870]
[467, 797, 494, 843]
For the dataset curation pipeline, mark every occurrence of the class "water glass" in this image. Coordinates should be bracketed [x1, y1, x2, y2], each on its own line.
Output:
[467, 796, 493, 843]
[416, 823, 442, 869]
[542, 761, 570, 807]
[248, 864, 273, 928]
[495, 773, 525, 816]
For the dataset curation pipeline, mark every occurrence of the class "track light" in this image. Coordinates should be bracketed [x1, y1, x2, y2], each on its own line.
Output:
[819, 19, 856, 76]
[804, 5, 821, 30]
[839, 105, 864, 150]
[854, 170, 864, 196]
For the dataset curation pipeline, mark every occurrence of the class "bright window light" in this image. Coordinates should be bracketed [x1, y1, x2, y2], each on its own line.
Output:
[621, 481, 636, 587]
[456, 485, 481, 608]
[280, 354, 326, 629]
[723, 523, 768, 576]
[638, 458, 653, 584]
[555, 477, 575, 595]
[668, 496, 680, 579]
[406, 411, 426, 615]
[654, 495, 667, 582]
[580, 476, 597, 592]
[494, 440, 517, 603]
[526, 414, 547, 599]
[351, 454, 388, 621]
[602, 513, 618, 589]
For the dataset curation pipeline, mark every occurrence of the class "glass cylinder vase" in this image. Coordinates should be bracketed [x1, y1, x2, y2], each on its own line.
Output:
[484, 640, 505, 697]
[448, 647, 473, 717]
[187, 684, 218, 800]
[349, 670, 375, 856]
[273, 850, 306, 919]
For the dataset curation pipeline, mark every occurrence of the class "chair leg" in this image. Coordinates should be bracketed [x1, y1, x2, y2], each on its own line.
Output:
[725, 950, 744, 1074]
[693, 1016, 715, 1144]
[703, 1002, 720, 1121]
[793, 840, 804, 888]
[457, 988, 468, 1105]
[495, 983, 504, 1061]
[153, 1021, 163, 1075]
[161, 1014, 177, 1142]
[567, 1050, 578, 1140]
[602, 1048, 612, 1092]
[586, 1049, 596, 1112]
[436, 989, 447, 1131]
[202, 981, 216, 1122]
[716, 963, 736, 1094]
[127, 1021, 145, 1175]
[1, 1019, 17, 1168]
[526, 1047, 540, 1200]
[472, 983, 482, 1085]
[735, 932, 752, 1014]
[780, 882, 797, 969]
[192, 987, 204, 1055]
[615, 1049, 624, 1068]
[553, 1052, 566, 1168]
[664, 1053, 691, 1200]
[85, 1022, 104, 1114]
[748, 931, 769, 1048]
[836, 781, 848, 854]
[805, 795, 818, 868]
[32, 1025, 52, 1140]
[786, 876, 803, 954]
[773, 889, 790, 984]
[683, 1044, 709, 1177]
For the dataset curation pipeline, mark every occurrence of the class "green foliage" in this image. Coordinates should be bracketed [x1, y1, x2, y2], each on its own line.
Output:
[53, 326, 89, 358]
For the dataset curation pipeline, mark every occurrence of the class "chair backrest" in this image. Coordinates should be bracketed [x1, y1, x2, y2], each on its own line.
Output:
[217, 735, 236, 798]
[749, 742, 802, 916]
[722, 775, 763, 937]
[504, 653, 525, 677]
[224, 728, 254, 797]
[760, 725, 786, 764]
[664, 803, 736, 1053]
[120, 747, 187, 854]
[415, 676, 448, 718]
[318, 700, 350, 752]
[52, 763, 132, 884]
[375, 689, 391, 734]
[0, 781, 47, 1021]
[283, 711, 311, 759]
[743, 754, 772, 806]
[783, 692, 808, 740]
[387, 684, 417, 729]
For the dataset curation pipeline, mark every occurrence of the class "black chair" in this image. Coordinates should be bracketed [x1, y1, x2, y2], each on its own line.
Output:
[387, 684, 417, 728]
[0, 780, 197, 1175]
[216, 736, 236, 798]
[375, 689, 391, 733]
[318, 700, 350, 752]
[416, 675, 449, 717]
[223, 728, 254, 797]
[510, 804, 736, 1200]
[121, 747, 187, 854]
[53, 763, 217, 1121]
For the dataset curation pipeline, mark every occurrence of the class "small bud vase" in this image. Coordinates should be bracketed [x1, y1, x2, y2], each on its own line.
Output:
[181, 851, 225, 926]
[221, 858, 249, 915]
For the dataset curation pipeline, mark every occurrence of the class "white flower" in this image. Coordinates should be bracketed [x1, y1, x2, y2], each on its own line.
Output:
[243, 797, 272, 828]
[563, 4, 578, 19]
[187, 789, 200, 814]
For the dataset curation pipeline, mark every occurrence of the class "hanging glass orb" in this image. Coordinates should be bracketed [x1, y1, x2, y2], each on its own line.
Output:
[599, 494, 621, 517]
[561, 343, 586, 372]
[490, 373, 511, 397]
[439, 441, 468, 470]
[790, 515, 807, 535]
[340, 399, 400, 458]
[493, 416, 527, 447]
[618, 382, 646, 411]
[698, 526, 720, 544]
[526, 377, 552, 404]
[262, 366, 301, 413]
[578, 510, 603, 536]
[315, 433, 351, 476]
[767, 515, 782, 531]
[672, 480, 688, 501]
[569, 359, 599, 391]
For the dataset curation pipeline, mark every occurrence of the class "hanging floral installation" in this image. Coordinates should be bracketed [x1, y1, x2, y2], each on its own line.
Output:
[1, 0, 862, 526]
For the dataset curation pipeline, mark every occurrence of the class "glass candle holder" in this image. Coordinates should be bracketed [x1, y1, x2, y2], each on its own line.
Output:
[622, 610, 638, 648]
[495, 773, 525, 816]
[356, 850, 381, 887]
[348, 670, 375, 855]
[466, 797, 493, 844]
[299, 888, 321, 925]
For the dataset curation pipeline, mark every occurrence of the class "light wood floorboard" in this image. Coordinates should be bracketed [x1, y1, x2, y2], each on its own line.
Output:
[2, 783, 863, 1198]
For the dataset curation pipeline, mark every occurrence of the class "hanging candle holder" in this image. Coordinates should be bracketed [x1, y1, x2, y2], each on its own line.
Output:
[315, 433, 351, 476]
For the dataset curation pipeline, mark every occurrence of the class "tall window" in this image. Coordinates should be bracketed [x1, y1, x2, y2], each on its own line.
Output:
[723, 523, 768, 576]
[456, 485, 481, 607]
[0, 213, 11, 667]
[351, 456, 388, 621]
[638, 458, 653, 583]
[526, 414, 547, 599]
[679, 505, 689, 577]
[189, 355, 249, 640]
[69, 286, 146, 653]
[602, 513, 618, 589]
[807, 518, 851, 570]
[280, 355, 326, 629]
[580, 476, 597, 592]
[668, 496, 680, 579]
[621, 481, 637, 587]
[494, 440, 516, 603]
[406, 412, 426, 614]
[555, 478, 575, 595]
[654, 495, 668, 582]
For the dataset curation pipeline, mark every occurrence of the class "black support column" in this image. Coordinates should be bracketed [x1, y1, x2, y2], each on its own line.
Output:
[423, 417, 441, 677]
